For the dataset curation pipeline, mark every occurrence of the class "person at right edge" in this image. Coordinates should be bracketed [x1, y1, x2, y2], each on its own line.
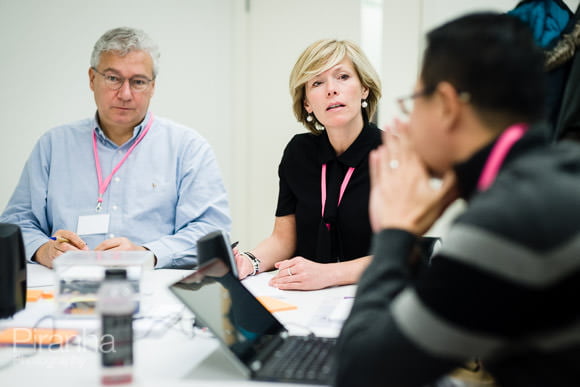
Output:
[335, 12, 580, 387]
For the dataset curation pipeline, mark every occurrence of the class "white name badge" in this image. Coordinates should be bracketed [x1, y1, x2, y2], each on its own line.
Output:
[77, 214, 110, 236]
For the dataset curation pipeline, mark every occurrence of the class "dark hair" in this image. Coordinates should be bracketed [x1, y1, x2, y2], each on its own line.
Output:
[420, 12, 547, 125]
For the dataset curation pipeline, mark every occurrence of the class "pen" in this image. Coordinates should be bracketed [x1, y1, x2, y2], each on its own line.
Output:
[50, 236, 70, 243]
[231, 241, 239, 249]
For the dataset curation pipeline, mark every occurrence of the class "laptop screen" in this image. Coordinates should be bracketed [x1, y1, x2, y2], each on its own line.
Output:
[170, 258, 286, 365]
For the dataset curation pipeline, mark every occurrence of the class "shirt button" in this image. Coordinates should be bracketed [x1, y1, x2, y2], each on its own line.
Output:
[108, 233, 115, 238]
[114, 177, 121, 183]
[112, 205, 118, 211]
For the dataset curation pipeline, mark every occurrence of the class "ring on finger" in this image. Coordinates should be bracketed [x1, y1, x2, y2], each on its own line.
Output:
[389, 159, 400, 169]
[287, 267, 293, 276]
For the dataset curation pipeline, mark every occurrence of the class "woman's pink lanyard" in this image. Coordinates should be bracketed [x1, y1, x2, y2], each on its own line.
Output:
[92, 114, 154, 211]
[477, 123, 527, 192]
[320, 164, 355, 230]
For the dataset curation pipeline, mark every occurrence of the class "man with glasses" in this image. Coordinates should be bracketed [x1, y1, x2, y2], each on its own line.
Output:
[0, 27, 231, 269]
[336, 12, 580, 387]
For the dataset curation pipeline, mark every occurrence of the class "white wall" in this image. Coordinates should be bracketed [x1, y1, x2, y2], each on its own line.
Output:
[379, 0, 516, 126]
[379, 0, 580, 125]
[229, 0, 361, 248]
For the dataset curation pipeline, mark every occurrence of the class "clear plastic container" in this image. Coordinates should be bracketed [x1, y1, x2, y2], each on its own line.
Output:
[53, 251, 154, 317]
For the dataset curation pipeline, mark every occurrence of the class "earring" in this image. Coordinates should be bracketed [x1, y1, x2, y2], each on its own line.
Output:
[314, 121, 325, 131]
[306, 114, 313, 122]
[361, 100, 368, 108]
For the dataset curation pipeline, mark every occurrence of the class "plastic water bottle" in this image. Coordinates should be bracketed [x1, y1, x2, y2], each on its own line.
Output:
[97, 269, 136, 385]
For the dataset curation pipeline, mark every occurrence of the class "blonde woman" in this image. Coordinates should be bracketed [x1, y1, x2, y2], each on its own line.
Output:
[234, 39, 382, 290]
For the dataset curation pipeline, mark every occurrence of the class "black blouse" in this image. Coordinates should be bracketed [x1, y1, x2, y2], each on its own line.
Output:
[275, 122, 382, 263]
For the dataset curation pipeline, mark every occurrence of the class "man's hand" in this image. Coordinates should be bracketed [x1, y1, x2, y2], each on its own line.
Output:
[369, 120, 458, 235]
[34, 230, 88, 269]
[94, 237, 157, 266]
[94, 237, 147, 252]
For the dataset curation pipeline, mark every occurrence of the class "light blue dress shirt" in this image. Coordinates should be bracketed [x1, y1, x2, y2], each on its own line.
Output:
[0, 112, 231, 268]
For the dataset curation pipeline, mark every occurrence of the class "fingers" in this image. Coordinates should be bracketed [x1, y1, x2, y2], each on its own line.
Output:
[271, 258, 299, 281]
[234, 252, 253, 279]
[392, 118, 412, 148]
[41, 230, 85, 267]
[94, 239, 119, 251]
[386, 120, 419, 175]
[270, 257, 317, 290]
[274, 257, 297, 271]
[54, 230, 88, 250]
[270, 258, 331, 290]
[95, 237, 147, 252]
[269, 271, 302, 290]
[384, 125, 401, 162]
[94, 237, 131, 251]
[34, 239, 66, 268]
[273, 257, 302, 276]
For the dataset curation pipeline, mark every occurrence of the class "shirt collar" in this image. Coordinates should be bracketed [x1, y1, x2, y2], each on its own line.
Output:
[318, 121, 380, 167]
[93, 111, 151, 148]
[454, 124, 548, 200]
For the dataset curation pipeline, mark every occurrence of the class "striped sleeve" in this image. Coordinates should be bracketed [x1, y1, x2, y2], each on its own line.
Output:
[335, 229, 461, 387]
[336, 224, 580, 386]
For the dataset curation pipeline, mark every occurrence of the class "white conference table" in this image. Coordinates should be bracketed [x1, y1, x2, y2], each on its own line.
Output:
[0, 264, 355, 387]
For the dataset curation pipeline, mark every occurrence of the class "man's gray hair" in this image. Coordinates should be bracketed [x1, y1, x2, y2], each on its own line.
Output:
[90, 27, 160, 78]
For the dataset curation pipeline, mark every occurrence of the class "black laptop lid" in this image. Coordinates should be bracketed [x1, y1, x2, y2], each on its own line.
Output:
[170, 258, 287, 366]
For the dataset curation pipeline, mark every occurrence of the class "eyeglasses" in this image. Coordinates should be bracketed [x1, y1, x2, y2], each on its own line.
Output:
[397, 87, 471, 116]
[92, 67, 154, 92]
[396, 88, 434, 116]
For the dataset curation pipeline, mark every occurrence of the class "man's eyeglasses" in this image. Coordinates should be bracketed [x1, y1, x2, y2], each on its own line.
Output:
[396, 88, 433, 116]
[92, 67, 154, 92]
[397, 87, 471, 116]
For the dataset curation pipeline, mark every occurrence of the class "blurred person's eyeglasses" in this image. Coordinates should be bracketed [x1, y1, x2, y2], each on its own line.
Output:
[92, 67, 154, 92]
[397, 87, 470, 116]
[396, 88, 433, 116]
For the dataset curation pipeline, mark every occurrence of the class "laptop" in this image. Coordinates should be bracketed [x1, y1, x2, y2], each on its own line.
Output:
[169, 235, 337, 385]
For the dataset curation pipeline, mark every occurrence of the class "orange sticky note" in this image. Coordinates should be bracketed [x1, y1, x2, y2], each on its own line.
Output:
[256, 296, 297, 312]
[0, 328, 78, 347]
[26, 289, 44, 302]
[26, 289, 54, 302]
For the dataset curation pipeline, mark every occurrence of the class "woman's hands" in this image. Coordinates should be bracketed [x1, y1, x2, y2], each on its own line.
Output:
[233, 248, 256, 279]
[269, 256, 338, 291]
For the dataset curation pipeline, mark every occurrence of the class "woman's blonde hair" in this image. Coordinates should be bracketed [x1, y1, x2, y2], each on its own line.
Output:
[289, 39, 381, 134]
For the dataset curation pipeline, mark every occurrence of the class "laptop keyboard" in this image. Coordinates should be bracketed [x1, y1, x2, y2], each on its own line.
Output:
[257, 335, 337, 384]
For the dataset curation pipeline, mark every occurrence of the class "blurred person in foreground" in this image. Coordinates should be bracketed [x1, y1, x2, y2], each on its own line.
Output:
[336, 12, 580, 387]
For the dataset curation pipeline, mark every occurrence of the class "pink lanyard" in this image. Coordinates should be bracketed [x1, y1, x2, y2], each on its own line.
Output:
[321, 164, 355, 229]
[92, 114, 154, 211]
[477, 123, 527, 191]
